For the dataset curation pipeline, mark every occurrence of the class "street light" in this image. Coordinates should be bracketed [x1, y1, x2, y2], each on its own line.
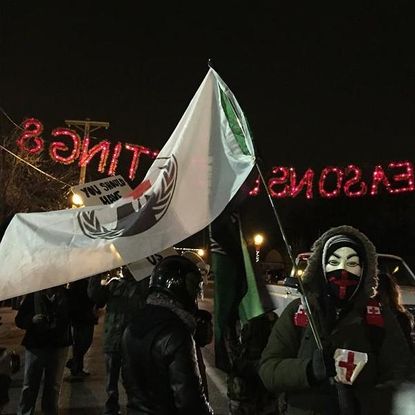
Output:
[254, 233, 264, 263]
[71, 192, 84, 208]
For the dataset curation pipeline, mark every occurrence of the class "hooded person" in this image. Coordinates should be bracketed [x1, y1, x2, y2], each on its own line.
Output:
[121, 255, 214, 415]
[259, 225, 415, 415]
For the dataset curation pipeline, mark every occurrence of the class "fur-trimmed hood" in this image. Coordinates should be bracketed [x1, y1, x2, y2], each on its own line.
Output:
[302, 225, 378, 304]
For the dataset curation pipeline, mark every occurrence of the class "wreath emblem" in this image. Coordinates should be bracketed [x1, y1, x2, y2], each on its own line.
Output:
[78, 155, 178, 239]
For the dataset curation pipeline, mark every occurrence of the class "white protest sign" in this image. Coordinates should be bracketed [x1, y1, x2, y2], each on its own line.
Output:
[127, 246, 178, 281]
[71, 175, 132, 206]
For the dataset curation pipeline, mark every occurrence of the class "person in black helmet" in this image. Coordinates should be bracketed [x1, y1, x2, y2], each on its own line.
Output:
[121, 255, 214, 415]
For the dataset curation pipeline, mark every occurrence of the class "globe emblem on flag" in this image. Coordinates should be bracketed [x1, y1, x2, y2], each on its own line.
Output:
[77, 155, 178, 239]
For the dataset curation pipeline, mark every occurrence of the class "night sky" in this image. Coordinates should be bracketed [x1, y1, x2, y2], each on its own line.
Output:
[2, 2, 415, 265]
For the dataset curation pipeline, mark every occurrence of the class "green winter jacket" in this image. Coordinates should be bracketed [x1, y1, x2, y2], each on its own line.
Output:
[259, 225, 415, 415]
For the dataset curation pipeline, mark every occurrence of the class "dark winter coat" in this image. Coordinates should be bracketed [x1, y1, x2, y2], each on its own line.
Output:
[121, 303, 213, 415]
[67, 277, 97, 325]
[15, 288, 72, 349]
[0, 348, 12, 408]
[259, 225, 415, 415]
[88, 273, 148, 353]
[228, 311, 279, 415]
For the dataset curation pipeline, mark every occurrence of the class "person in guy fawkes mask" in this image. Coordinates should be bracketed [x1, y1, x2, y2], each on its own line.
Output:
[323, 235, 365, 306]
[259, 225, 415, 415]
[121, 255, 213, 415]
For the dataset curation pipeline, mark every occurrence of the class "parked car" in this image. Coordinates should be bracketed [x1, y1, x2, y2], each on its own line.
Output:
[266, 252, 415, 317]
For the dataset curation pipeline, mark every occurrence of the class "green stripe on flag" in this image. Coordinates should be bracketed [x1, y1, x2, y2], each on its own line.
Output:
[238, 226, 265, 324]
[219, 88, 251, 156]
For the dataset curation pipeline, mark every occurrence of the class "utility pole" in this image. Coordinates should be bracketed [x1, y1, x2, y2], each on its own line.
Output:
[64, 119, 110, 184]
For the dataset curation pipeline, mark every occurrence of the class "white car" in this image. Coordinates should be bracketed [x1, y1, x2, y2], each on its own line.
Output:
[266, 253, 415, 317]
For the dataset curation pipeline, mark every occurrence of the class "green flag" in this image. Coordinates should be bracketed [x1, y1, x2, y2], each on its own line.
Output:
[238, 226, 265, 324]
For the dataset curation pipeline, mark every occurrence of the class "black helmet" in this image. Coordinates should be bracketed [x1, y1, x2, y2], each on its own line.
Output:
[149, 255, 202, 310]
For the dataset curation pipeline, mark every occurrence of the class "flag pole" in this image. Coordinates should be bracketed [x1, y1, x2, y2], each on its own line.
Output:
[255, 161, 323, 351]
[205, 60, 323, 350]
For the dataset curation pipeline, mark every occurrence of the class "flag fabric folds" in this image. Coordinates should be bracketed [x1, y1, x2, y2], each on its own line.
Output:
[0, 68, 255, 301]
[210, 201, 267, 372]
[238, 226, 265, 324]
[210, 210, 248, 372]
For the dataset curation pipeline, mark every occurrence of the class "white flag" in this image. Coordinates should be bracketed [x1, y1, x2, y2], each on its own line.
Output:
[0, 68, 255, 300]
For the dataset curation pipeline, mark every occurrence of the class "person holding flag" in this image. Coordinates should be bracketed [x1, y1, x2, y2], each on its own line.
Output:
[209, 204, 247, 373]
[259, 225, 415, 415]
[209, 175, 270, 373]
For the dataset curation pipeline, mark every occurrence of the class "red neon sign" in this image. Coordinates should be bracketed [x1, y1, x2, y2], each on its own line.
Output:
[253, 161, 414, 199]
[16, 119, 415, 199]
[16, 118, 158, 182]
[16, 118, 44, 154]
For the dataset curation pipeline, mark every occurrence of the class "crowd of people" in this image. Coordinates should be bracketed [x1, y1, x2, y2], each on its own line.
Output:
[0, 225, 415, 414]
[0, 253, 215, 415]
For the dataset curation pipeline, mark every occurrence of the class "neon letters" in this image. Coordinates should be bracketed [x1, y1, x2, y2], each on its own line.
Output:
[249, 162, 415, 199]
[17, 118, 415, 199]
[16, 118, 158, 181]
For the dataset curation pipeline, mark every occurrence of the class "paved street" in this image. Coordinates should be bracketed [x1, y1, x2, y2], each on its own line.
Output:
[0, 287, 228, 414]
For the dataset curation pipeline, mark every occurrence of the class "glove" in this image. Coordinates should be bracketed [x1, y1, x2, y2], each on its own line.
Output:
[194, 309, 213, 347]
[32, 314, 50, 331]
[309, 348, 336, 384]
[32, 313, 47, 323]
[106, 277, 123, 294]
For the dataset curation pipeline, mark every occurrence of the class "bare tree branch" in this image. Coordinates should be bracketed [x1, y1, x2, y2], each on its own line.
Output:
[0, 120, 78, 222]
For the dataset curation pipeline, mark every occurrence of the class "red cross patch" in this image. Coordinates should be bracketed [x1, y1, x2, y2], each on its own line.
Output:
[293, 304, 309, 327]
[365, 299, 384, 327]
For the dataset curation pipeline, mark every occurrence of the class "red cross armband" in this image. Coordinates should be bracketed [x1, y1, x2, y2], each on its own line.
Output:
[365, 299, 384, 328]
[334, 348, 368, 384]
[293, 304, 309, 327]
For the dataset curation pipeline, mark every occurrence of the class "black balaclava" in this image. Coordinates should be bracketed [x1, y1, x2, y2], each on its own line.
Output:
[322, 234, 365, 305]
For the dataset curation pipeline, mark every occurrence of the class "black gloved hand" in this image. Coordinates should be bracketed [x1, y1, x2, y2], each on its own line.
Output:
[309, 348, 336, 384]
[194, 309, 213, 347]
[32, 314, 50, 331]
